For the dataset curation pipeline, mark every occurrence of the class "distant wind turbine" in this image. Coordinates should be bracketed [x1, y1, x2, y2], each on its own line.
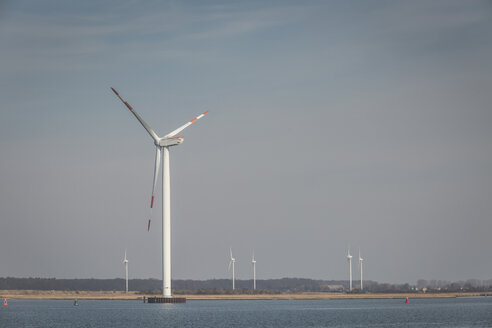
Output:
[123, 250, 129, 293]
[359, 248, 363, 291]
[112, 88, 208, 298]
[251, 251, 256, 290]
[228, 248, 236, 290]
[347, 247, 353, 292]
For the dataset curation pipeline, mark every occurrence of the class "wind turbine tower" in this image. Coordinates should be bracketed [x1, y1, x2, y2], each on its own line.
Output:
[123, 251, 129, 293]
[347, 247, 353, 292]
[251, 251, 256, 290]
[359, 248, 363, 291]
[112, 88, 208, 299]
[229, 248, 236, 290]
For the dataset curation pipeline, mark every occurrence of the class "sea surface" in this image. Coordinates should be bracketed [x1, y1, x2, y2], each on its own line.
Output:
[1, 297, 491, 327]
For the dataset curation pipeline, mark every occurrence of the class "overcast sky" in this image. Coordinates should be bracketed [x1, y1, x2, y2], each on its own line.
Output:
[1, 0, 491, 284]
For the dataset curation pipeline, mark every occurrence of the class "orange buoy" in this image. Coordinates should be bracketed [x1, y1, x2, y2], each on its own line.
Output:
[405, 297, 409, 304]
[3, 298, 7, 306]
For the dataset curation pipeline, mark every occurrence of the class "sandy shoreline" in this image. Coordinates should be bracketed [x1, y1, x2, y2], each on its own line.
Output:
[1, 290, 491, 301]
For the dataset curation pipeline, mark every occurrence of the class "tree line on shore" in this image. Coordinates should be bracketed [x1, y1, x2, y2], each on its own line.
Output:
[1, 277, 491, 294]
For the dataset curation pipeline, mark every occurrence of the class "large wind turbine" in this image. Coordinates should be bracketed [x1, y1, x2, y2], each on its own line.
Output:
[359, 248, 363, 291]
[347, 247, 353, 292]
[251, 251, 256, 290]
[228, 248, 236, 290]
[123, 251, 129, 293]
[112, 88, 208, 298]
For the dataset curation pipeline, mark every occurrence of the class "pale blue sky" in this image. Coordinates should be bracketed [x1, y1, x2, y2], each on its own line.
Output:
[1, 0, 491, 284]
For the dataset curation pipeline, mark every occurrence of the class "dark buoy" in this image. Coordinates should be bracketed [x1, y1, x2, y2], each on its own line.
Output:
[405, 297, 409, 304]
[73, 299, 79, 306]
[3, 298, 7, 306]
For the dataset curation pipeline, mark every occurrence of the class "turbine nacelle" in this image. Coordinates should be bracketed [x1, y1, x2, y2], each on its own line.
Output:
[156, 136, 184, 147]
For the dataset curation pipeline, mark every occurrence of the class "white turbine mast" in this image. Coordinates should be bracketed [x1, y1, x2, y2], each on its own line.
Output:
[123, 250, 129, 293]
[347, 246, 353, 292]
[358, 248, 363, 291]
[112, 88, 208, 298]
[228, 247, 236, 290]
[251, 250, 256, 290]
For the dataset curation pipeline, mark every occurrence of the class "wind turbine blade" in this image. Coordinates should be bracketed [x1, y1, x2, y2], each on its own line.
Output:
[111, 88, 160, 142]
[147, 147, 161, 232]
[151, 147, 161, 209]
[228, 260, 232, 271]
[164, 111, 209, 138]
[230, 247, 233, 260]
[358, 249, 360, 268]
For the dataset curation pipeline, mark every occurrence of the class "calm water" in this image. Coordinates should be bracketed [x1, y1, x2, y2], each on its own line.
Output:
[1, 297, 491, 327]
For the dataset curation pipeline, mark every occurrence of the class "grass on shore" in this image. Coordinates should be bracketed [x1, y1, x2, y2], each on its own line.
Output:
[1, 290, 492, 300]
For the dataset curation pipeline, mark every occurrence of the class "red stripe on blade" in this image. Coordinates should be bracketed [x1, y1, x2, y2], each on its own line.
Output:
[150, 196, 154, 208]
[124, 101, 133, 111]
